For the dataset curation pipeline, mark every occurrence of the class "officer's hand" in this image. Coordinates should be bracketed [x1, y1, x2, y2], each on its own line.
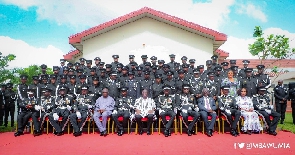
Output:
[100, 109, 105, 113]
[148, 110, 154, 114]
[136, 110, 141, 115]
[249, 108, 253, 112]
[1, 105, 4, 109]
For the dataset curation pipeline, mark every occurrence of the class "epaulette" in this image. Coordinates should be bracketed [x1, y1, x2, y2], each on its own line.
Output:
[169, 94, 175, 97]
[253, 94, 258, 97]
[89, 94, 94, 96]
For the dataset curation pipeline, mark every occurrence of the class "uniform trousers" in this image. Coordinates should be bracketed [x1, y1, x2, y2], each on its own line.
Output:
[221, 109, 241, 129]
[112, 110, 130, 130]
[31, 111, 49, 131]
[181, 110, 199, 131]
[159, 110, 176, 130]
[275, 102, 287, 121]
[17, 111, 32, 132]
[70, 111, 88, 133]
[93, 111, 111, 132]
[256, 110, 281, 132]
[4, 104, 15, 126]
[48, 109, 70, 133]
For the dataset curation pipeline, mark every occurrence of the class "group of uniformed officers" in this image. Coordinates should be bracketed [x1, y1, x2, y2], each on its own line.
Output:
[0, 54, 293, 138]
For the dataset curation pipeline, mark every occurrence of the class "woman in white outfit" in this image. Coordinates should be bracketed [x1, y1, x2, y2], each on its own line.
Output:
[236, 88, 262, 134]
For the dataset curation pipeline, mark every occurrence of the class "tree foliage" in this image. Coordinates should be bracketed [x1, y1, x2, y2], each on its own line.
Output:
[0, 52, 16, 84]
[249, 26, 295, 67]
[11, 65, 53, 85]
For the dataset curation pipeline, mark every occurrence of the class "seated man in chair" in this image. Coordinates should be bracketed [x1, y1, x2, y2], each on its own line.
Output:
[198, 88, 217, 137]
[175, 84, 200, 136]
[253, 86, 280, 136]
[157, 85, 176, 137]
[217, 85, 241, 137]
[134, 89, 156, 135]
[93, 88, 115, 136]
[70, 85, 95, 137]
[112, 87, 134, 136]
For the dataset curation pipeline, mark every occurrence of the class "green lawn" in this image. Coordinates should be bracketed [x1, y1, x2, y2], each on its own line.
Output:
[278, 112, 295, 133]
[0, 122, 16, 132]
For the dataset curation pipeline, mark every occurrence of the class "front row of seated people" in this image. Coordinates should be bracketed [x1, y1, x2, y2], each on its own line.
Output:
[14, 84, 280, 137]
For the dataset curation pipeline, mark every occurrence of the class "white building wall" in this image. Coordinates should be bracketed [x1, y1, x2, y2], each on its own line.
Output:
[75, 17, 214, 66]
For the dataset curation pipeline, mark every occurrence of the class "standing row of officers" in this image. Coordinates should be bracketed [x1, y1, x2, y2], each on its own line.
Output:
[0, 54, 292, 137]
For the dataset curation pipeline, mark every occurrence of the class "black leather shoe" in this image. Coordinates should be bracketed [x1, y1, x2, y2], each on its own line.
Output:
[269, 131, 277, 136]
[187, 130, 192, 136]
[100, 132, 104, 136]
[138, 130, 143, 135]
[206, 130, 211, 137]
[147, 131, 151, 135]
[34, 130, 42, 136]
[103, 130, 107, 136]
[164, 130, 169, 137]
[118, 130, 123, 136]
[280, 120, 284, 124]
[14, 132, 23, 137]
[168, 130, 171, 136]
[230, 129, 237, 137]
[235, 129, 240, 136]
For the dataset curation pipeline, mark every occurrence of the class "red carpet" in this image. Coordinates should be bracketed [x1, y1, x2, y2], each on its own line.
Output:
[0, 131, 294, 154]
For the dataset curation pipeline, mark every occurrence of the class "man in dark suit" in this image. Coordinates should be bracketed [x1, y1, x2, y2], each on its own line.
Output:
[274, 80, 289, 124]
[198, 88, 217, 137]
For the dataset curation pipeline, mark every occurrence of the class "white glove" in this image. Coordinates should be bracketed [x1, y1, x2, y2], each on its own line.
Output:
[67, 105, 71, 111]
[225, 109, 231, 114]
[47, 105, 51, 110]
[195, 107, 199, 112]
[53, 113, 59, 121]
[220, 107, 224, 111]
[129, 114, 135, 121]
[268, 105, 274, 110]
[35, 105, 40, 111]
[174, 108, 177, 114]
[181, 109, 188, 113]
[112, 110, 117, 115]
[265, 109, 271, 114]
[88, 105, 92, 109]
[76, 112, 81, 119]
[188, 107, 192, 110]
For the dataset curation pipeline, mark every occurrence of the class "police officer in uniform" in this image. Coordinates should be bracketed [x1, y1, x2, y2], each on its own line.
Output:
[55, 75, 68, 96]
[255, 65, 271, 89]
[112, 87, 134, 136]
[253, 86, 280, 136]
[198, 65, 207, 80]
[139, 71, 153, 98]
[32, 88, 55, 136]
[49, 86, 74, 136]
[150, 56, 157, 66]
[175, 70, 189, 94]
[79, 58, 87, 71]
[135, 66, 144, 81]
[93, 57, 101, 69]
[88, 76, 104, 101]
[47, 75, 58, 96]
[67, 75, 78, 99]
[70, 85, 95, 137]
[124, 71, 140, 100]
[14, 89, 36, 136]
[218, 85, 241, 137]
[127, 55, 138, 69]
[4, 83, 17, 127]
[204, 72, 220, 100]
[87, 67, 97, 85]
[163, 71, 176, 94]
[105, 72, 122, 100]
[240, 68, 257, 97]
[221, 62, 230, 78]
[229, 60, 236, 68]
[211, 54, 219, 69]
[214, 65, 223, 86]
[139, 55, 148, 69]
[167, 54, 177, 71]
[189, 69, 203, 99]
[175, 84, 200, 136]
[76, 74, 88, 95]
[28, 76, 41, 98]
[289, 83, 295, 124]
[17, 75, 28, 114]
[238, 60, 250, 78]
[111, 55, 120, 71]
[157, 85, 176, 137]
[85, 60, 93, 76]
[203, 60, 214, 75]
[274, 80, 289, 124]
[0, 84, 6, 126]
[119, 66, 129, 83]
[188, 59, 196, 74]
[152, 74, 164, 100]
